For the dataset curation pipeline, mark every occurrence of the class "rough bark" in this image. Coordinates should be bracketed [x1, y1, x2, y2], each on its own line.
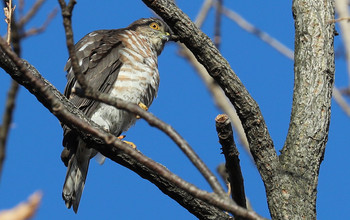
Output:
[142, 0, 278, 198]
[142, 0, 335, 219]
[271, 1, 335, 219]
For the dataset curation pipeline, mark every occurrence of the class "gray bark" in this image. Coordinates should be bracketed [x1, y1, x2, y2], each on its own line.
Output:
[143, 0, 335, 219]
[270, 1, 335, 219]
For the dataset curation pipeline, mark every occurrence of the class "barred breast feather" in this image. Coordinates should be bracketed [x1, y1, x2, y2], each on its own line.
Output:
[61, 17, 170, 213]
[90, 30, 160, 135]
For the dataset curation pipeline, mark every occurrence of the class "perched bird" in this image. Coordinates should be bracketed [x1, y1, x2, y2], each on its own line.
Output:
[60, 18, 171, 213]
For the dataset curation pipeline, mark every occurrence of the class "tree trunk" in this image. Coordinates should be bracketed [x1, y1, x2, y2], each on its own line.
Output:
[267, 1, 335, 219]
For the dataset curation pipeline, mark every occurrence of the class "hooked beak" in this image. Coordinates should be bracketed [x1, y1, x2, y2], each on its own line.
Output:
[161, 32, 171, 42]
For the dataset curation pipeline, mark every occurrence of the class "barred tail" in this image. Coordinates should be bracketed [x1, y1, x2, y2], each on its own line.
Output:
[62, 141, 92, 213]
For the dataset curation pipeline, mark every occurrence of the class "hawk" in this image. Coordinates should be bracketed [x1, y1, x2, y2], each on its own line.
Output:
[61, 18, 171, 213]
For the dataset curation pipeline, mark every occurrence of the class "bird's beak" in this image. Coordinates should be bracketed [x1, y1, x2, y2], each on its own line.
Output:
[161, 32, 171, 42]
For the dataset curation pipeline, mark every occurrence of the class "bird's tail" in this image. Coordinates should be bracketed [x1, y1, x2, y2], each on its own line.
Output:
[62, 141, 92, 213]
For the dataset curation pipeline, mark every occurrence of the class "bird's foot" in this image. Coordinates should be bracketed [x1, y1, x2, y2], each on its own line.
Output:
[136, 102, 148, 119]
[118, 135, 137, 149]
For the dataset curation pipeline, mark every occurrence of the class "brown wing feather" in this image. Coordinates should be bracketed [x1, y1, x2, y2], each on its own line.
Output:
[62, 29, 125, 164]
[64, 30, 124, 116]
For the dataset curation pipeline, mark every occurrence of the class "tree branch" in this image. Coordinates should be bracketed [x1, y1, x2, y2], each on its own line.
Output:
[17, 0, 45, 29]
[58, 0, 227, 197]
[142, 0, 278, 194]
[216, 114, 247, 219]
[214, 0, 222, 49]
[178, 0, 250, 153]
[272, 1, 335, 219]
[0, 32, 264, 220]
[0, 80, 19, 179]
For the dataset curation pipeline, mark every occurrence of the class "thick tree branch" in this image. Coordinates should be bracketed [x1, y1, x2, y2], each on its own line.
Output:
[270, 1, 335, 219]
[0, 33, 264, 219]
[142, 0, 278, 195]
[216, 114, 247, 219]
[179, 0, 250, 153]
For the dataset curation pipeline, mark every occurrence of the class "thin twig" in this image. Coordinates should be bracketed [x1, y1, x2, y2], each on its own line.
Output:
[329, 17, 350, 23]
[194, 0, 212, 27]
[221, 0, 350, 118]
[218, 3, 294, 60]
[214, 0, 223, 49]
[0, 0, 19, 181]
[333, 86, 350, 116]
[178, 47, 250, 152]
[335, 0, 350, 85]
[18, 0, 45, 29]
[0, 80, 19, 179]
[21, 7, 58, 38]
[216, 114, 247, 215]
[58, 0, 87, 90]
[4, 0, 15, 45]
[0, 191, 42, 220]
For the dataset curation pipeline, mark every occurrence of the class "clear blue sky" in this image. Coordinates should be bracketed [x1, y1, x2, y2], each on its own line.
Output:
[0, 1, 349, 219]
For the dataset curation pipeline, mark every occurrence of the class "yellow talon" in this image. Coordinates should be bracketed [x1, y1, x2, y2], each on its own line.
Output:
[123, 140, 137, 149]
[117, 135, 137, 149]
[136, 102, 148, 119]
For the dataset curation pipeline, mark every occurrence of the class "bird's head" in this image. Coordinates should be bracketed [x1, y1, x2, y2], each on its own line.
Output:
[128, 18, 172, 55]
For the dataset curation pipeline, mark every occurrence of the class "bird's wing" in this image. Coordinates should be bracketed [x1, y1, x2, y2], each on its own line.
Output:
[64, 29, 124, 117]
[62, 30, 125, 163]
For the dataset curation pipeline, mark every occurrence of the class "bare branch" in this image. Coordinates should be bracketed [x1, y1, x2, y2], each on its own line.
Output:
[180, 0, 250, 152]
[0, 80, 19, 179]
[333, 86, 350, 116]
[18, 0, 45, 29]
[216, 114, 247, 219]
[218, 3, 294, 60]
[214, 0, 223, 49]
[142, 0, 278, 190]
[4, 0, 15, 45]
[335, 0, 350, 85]
[194, 0, 212, 26]
[221, 0, 350, 121]
[0, 191, 42, 220]
[178, 47, 250, 152]
[0, 36, 265, 219]
[58, 0, 227, 197]
[57, 0, 88, 90]
[21, 7, 58, 38]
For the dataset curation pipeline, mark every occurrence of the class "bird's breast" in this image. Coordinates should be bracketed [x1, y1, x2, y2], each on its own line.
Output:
[91, 33, 160, 135]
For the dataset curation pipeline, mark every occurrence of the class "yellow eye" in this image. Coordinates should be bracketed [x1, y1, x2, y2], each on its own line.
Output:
[149, 22, 160, 30]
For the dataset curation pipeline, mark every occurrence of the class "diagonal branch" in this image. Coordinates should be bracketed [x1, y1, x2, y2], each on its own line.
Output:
[0, 36, 264, 220]
[179, 0, 250, 153]
[142, 0, 278, 190]
[17, 0, 46, 29]
[58, 0, 226, 197]
[221, 2, 350, 119]
[21, 7, 58, 38]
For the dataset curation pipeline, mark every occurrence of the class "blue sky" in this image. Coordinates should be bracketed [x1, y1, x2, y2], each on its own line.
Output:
[0, 1, 349, 219]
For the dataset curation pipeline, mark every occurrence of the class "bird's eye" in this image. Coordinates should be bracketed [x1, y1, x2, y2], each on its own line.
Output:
[149, 22, 160, 30]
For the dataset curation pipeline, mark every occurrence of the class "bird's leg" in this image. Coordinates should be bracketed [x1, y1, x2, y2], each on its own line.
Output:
[117, 135, 137, 149]
[136, 102, 148, 119]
